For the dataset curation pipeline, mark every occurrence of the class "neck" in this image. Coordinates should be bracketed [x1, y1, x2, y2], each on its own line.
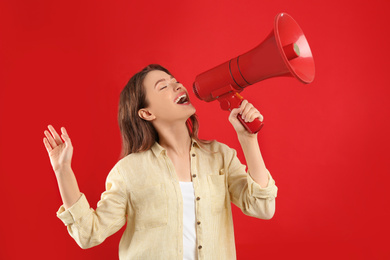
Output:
[154, 121, 192, 155]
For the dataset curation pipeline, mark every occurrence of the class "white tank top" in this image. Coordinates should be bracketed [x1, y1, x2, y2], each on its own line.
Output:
[179, 182, 197, 260]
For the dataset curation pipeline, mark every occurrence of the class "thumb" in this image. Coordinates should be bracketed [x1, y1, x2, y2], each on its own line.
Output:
[229, 107, 241, 118]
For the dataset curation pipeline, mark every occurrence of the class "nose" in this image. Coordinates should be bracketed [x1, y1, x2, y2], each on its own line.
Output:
[173, 82, 182, 91]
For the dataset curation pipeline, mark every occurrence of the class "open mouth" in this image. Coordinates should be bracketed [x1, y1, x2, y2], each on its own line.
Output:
[174, 93, 190, 105]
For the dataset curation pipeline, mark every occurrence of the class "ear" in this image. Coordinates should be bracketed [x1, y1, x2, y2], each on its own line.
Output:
[138, 108, 156, 121]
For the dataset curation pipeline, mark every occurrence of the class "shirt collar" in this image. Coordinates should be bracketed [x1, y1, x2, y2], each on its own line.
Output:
[191, 138, 200, 148]
[151, 138, 201, 157]
[151, 141, 165, 157]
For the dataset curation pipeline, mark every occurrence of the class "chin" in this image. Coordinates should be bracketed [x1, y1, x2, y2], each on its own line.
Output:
[184, 108, 196, 120]
[189, 106, 196, 115]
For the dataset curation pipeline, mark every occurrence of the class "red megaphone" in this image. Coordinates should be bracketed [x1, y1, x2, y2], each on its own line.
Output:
[192, 13, 315, 134]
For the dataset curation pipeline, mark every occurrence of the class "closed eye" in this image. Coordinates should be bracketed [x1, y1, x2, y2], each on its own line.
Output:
[158, 79, 180, 91]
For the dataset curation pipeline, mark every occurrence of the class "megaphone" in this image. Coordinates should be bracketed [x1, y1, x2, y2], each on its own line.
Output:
[193, 13, 315, 133]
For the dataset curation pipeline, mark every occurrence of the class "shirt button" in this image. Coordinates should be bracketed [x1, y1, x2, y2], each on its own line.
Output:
[197, 221, 201, 225]
[192, 153, 196, 157]
[192, 174, 197, 178]
[198, 245, 202, 249]
[196, 197, 200, 201]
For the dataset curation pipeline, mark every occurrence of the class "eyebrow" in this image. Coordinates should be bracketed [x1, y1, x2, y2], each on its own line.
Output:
[154, 76, 174, 89]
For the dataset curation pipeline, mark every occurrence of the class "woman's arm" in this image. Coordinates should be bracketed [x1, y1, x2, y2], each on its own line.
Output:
[228, 100, 269, 188]
[43, 125, 81, 209]
[44, 125, 127, 249]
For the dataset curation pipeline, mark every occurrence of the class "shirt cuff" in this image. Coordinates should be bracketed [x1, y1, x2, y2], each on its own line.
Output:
[56, 193, 90, 226]
[247, 169, 278, 199]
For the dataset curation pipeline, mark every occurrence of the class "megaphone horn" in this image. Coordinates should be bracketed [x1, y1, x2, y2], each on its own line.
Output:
[193, 13, 315, 133]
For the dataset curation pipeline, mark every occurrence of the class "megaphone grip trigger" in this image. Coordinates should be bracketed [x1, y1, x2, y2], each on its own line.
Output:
[234, 92, 244, 100]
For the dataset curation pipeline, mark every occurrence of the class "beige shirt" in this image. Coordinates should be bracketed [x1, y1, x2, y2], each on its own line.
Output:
[57, 139, 278, 259]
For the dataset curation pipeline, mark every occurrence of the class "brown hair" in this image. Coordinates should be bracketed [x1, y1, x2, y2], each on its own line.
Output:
[118, 64, 206, 157]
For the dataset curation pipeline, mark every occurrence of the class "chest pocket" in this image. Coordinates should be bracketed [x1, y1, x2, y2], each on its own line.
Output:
[208, 170, 228, 214]
[130, 183, 168, 230]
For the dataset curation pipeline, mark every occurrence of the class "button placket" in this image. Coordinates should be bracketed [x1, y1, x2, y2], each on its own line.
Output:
[162, 152, 185, 256]
[191, 143, 203, 255]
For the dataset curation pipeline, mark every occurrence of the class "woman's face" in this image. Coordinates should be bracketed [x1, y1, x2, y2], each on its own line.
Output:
[140, 70, 196, 124]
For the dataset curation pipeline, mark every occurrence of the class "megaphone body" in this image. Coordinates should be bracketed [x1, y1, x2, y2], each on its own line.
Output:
[193, 13, 315, 133]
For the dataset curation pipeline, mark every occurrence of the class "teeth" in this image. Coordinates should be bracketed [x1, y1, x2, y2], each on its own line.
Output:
[175, 94, 187, 104]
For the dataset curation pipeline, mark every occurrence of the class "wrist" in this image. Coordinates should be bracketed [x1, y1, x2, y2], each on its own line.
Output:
[237, 132, 258, 143]
[54, 164, 72, 177]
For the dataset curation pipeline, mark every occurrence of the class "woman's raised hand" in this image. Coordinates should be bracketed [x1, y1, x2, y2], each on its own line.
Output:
[43, 125, 73, 173]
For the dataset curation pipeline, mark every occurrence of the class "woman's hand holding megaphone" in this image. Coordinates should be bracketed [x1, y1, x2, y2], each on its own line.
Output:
[229, 99, 264, 136]
[218, 92, 264, 134]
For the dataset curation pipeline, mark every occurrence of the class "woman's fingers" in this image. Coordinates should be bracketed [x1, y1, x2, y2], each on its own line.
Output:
[257, 111, 264, 122]
[44, 129, 58, 149]
[240, 101, 254, 120]
[48, 125, 63, 145]
[61, 127, 72, 147]
[239, 100, 264, 122]
[240, 101, 253, 119]
[239, 100, 248, 115]
[246, 109, 263, 122]
[43, 137, 53, 153]
[245, 108, 257, 122]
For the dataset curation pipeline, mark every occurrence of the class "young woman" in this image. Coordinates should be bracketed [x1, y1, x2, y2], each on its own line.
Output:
[43, 64, 277, 260]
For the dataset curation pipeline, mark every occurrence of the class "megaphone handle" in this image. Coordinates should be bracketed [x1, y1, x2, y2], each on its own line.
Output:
[237, 113, 264, 134]
[218, 92, 264, 134]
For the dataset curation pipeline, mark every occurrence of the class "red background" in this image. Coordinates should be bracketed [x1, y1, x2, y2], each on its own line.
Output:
[1, 0, 389, 259]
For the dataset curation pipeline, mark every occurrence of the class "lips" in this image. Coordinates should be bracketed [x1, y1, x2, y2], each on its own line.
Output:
[174, 92, 190, 104]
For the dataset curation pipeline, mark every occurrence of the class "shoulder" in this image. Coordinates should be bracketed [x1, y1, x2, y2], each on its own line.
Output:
[111, 149, 154, 174]
[202, 139, 234, 151]
[199, 139, 236, 158]
[197, 139, 242, 171]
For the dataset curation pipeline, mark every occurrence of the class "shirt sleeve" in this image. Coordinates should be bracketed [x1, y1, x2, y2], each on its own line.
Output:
[225, 147, 278, 220]
[56, 165, 128, 249]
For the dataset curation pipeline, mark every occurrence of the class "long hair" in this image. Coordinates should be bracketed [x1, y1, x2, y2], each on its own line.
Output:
[118, 64, 206, 157]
